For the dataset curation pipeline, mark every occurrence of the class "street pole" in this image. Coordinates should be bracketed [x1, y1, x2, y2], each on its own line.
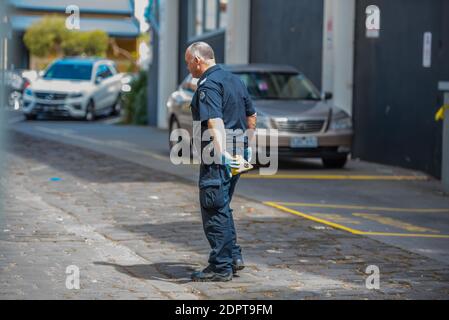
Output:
[0, 0, 10, 227]
[157, 0, 178, 129]
[147, 0, 159, 127]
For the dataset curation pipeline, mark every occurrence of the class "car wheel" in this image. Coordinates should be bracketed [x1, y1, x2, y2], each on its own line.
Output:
[169, 117, 181, 149]
[254, 148, 272, 167]
[110, 95, 122, 116]
[322, 155, 348, 169]
[24, 114, 36, 121]
[169, 117, 192, 158]
[85, 101, 96, 121]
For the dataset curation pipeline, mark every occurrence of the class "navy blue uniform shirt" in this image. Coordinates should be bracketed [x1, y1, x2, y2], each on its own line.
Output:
[190, 65, 256, 157]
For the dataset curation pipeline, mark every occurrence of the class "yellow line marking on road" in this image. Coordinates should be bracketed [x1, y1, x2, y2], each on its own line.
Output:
[264, 202, 365, 234]
[264, 202, 449, 238]
[242, 174, 428, 180]
[352, 213, 440, 233]
[271, 202, 449, 213]
[309, 213, 362, 225]
[359, 232, 449, 238]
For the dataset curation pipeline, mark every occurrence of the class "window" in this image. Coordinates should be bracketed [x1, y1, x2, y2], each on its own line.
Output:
[108, 63, 118, 75]
[236, 72, 322, 101]
[43, 63, 93, 81]
[190, 0, 228, 38]
[96, 64, 112, 79]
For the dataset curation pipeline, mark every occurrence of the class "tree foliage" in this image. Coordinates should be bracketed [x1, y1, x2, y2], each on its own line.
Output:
[23, 16, 68, 57]
[24, 16, 109, 57]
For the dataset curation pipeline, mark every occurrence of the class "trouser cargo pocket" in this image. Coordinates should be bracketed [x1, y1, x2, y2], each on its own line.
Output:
[199, 179, 224, 209]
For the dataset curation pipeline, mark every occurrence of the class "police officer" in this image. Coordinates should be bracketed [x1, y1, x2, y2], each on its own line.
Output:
[185, 42, 257, 282]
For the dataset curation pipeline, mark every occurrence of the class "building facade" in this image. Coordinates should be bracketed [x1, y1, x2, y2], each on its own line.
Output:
[149, 0, 448, 180]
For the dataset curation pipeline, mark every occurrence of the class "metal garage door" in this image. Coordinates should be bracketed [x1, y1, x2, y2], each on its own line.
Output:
[249, 0, 324, 88]
[353, 0, 449, 178]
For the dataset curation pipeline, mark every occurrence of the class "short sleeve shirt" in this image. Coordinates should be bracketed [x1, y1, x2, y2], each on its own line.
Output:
[190, 65, 256, 156]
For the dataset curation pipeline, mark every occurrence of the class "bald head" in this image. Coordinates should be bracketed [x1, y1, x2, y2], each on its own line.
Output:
[185, 42, 216, 78]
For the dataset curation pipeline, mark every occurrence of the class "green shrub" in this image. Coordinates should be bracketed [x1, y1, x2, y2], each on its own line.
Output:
[24, 16, 109, 57]
[122, 71, 148, 125]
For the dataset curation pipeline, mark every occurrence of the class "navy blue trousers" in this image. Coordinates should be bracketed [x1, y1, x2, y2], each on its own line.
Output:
[199, 164, 242, 274]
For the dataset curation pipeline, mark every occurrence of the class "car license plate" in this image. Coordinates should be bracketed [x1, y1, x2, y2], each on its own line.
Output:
[290, 136, 318, 148]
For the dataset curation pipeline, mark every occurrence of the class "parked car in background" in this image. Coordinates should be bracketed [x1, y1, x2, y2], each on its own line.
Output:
[166, 64, 353, 168]
[4, 69, 34, 110]
[22, 57, 123, 120]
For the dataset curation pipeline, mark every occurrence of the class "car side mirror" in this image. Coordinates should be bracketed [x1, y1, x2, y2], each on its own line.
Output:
[95, 75, 104, 84]
[322, 92, 333, 100]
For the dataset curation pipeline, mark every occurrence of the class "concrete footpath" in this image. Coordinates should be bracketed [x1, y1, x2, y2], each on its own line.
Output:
[1, 131, 449, 299]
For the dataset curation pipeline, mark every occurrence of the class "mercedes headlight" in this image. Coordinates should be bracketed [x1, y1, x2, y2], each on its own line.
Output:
[24, 88, 33, 96]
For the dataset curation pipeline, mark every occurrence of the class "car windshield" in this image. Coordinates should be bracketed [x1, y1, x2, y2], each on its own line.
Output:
[43, 63, 93, 81]
[237, 72, 321, 100]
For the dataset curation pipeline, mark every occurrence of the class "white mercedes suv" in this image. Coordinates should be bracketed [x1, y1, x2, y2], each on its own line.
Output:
[23, 57, 123, 120]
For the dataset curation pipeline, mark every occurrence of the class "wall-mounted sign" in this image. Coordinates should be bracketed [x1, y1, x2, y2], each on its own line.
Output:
[438, 81, 449, 91]
[423, 32, 432, 68]
[365, 5, 380, 38]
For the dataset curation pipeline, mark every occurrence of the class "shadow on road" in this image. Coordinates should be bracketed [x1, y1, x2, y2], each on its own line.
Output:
[94, 261, 199, 284]
[118, 217, 374, 279]
[93, 261, 328, 299]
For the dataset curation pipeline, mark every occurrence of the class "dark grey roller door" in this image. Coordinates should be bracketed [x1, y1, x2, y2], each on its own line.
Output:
[249, 0, 324, 88]
[353, 0, 449, 178]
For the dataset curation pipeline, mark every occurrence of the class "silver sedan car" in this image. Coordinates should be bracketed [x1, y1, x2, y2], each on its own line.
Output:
[166, 64, 353, 168]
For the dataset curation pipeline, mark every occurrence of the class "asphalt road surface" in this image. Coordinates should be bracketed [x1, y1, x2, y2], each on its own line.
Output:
[4, 110, 449, 265]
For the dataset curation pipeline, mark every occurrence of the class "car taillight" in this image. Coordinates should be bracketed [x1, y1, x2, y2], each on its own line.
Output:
[24, 80, 30, 89]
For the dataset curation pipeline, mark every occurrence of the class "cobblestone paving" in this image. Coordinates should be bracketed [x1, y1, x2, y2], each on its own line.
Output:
[1, 131, 448, 299]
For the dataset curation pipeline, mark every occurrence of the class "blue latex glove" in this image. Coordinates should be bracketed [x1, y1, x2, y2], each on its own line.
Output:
[221, 152, 240, 168]
[221, 152, 240, 178]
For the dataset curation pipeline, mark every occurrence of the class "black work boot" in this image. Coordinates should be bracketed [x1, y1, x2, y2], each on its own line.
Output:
[232, 258, 245, 275]
[191, 265, 233, 282]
